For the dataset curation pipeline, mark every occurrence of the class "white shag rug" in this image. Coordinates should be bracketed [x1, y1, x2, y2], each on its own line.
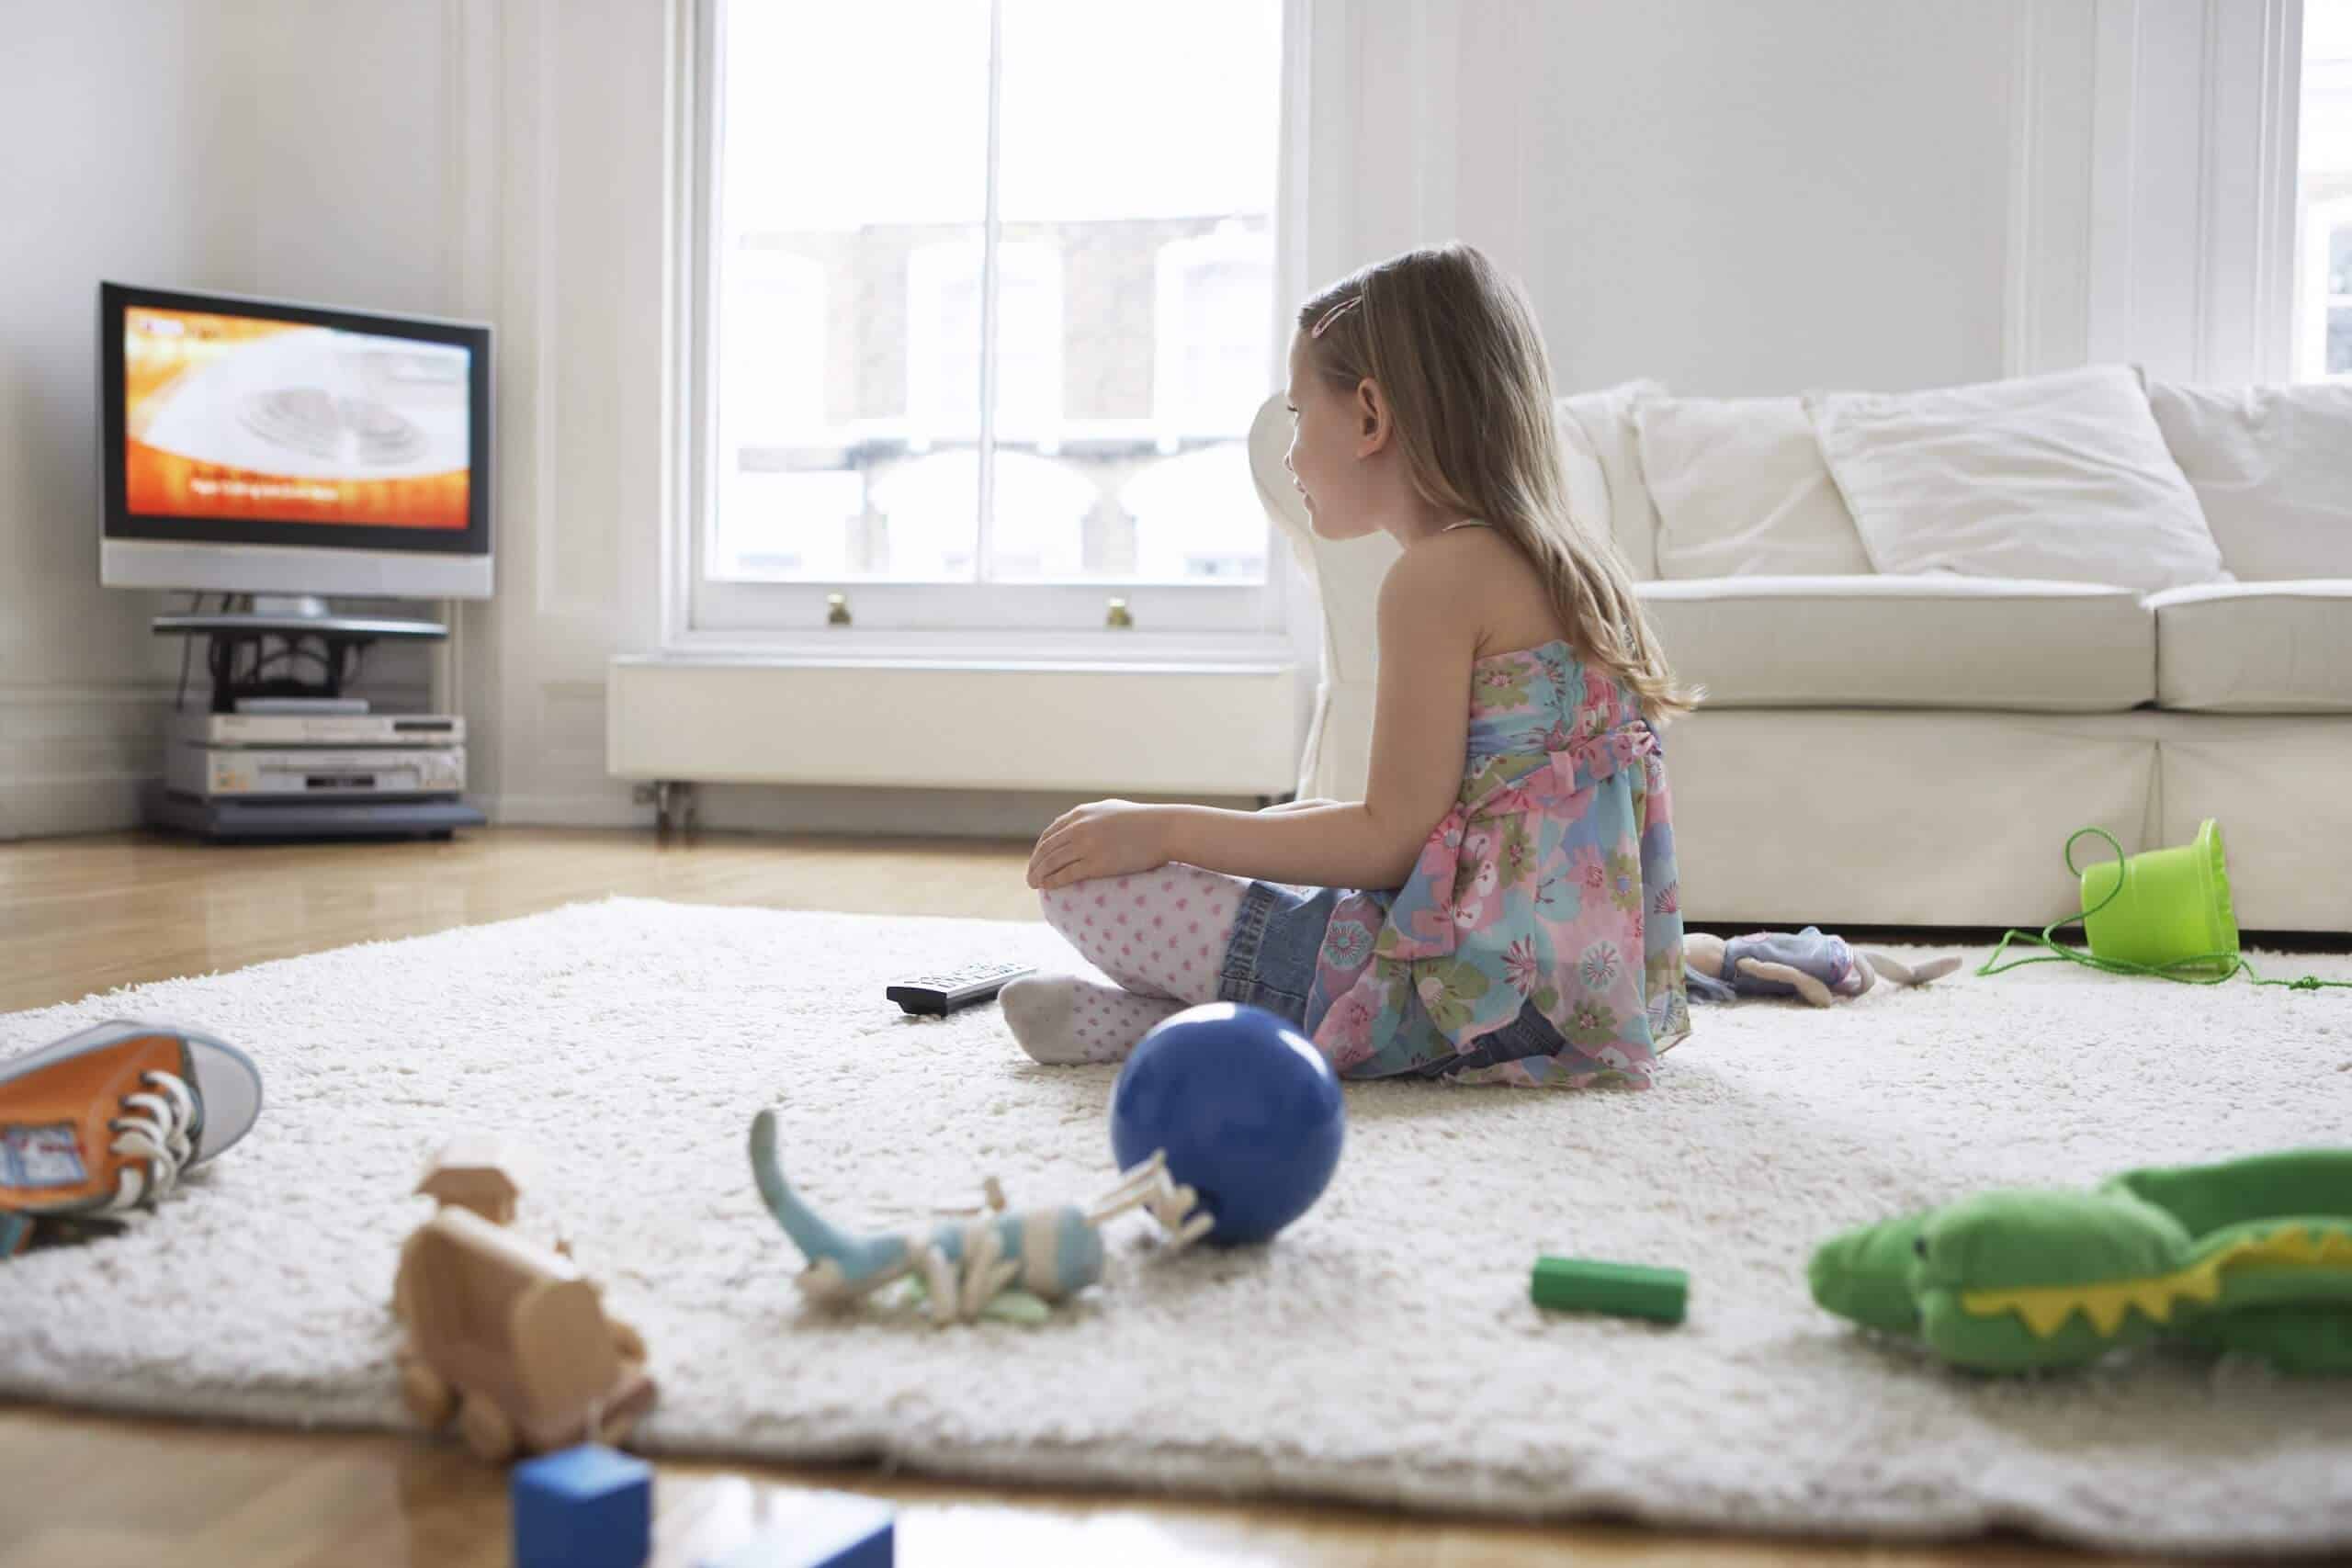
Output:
[3, 897, 2349, 1556]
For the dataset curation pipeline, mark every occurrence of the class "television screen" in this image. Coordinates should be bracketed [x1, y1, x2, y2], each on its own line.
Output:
[101, 284, 491, 560]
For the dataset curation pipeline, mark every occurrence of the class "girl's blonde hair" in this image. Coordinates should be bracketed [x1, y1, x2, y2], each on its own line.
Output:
[1299, 242, 1699, 722]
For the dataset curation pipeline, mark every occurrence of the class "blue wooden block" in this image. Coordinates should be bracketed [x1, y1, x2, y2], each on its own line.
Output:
[699, 1490, 894, 1568]
[512, 1443, 653, 1568]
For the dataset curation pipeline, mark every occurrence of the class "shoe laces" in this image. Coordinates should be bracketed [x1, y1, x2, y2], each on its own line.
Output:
[102, 1070, 198, 1211]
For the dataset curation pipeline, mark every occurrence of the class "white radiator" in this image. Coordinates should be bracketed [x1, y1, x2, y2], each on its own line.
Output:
[606, 656, 1306, 795]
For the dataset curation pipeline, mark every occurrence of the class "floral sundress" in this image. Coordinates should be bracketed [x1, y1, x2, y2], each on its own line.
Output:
[1303, 639, 1690, 1088]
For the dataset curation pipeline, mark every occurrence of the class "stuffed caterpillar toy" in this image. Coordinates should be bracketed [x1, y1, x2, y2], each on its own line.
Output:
[1685, 926, 1961, 1007]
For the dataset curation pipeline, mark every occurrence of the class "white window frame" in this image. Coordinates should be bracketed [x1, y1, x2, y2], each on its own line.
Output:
[670, 0, 1310, 665]
[2007, 0, 2308, 385]
[2301, 194, 2352, 381]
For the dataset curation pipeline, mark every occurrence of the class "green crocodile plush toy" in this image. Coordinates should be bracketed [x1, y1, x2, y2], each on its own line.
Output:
[1809, 1147, 2352, 1375]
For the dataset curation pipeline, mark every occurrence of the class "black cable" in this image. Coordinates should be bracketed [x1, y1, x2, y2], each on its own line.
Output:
[174, 592, 199, 711]
[214, 634, 238, 714]
[235, 633, 368, 699]
[186, 605, 376, 708]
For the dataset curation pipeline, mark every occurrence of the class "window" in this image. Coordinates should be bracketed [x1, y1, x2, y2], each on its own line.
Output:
[2299, 1, 2352, 381]
[690, 0, 1292, 643]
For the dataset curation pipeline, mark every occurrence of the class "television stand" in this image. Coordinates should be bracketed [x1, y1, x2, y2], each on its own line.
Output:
[140, 783, 482, 841]
[144, 595, 482, 841]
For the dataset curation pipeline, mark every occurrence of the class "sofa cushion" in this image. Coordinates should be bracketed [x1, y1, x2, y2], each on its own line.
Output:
[1634, 395, 1874, 579]
[1550, 414, 1617, 561]
[2143, 379, 2352, 581]
[1638, 575, 2153, 711]
[2145, 581, 2352, 713]
[1557, 379, 1668, 579]
[1807, 365, 2229, 594]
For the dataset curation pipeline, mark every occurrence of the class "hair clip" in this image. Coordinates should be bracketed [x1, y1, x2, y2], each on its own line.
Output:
[1309, 296, 1361, 339]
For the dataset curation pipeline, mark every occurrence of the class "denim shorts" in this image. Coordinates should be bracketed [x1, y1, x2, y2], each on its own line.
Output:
[1216, 879, 1345, 1029]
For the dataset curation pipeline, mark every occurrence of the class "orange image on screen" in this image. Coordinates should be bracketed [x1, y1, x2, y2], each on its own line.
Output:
[123, 308, 470, 530]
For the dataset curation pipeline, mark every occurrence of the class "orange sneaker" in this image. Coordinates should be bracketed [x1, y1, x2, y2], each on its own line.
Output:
[0, 1021, 261, 1223]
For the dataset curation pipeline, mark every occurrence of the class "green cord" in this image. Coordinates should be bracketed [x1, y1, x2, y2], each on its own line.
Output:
[1975, 826, 2352, 991]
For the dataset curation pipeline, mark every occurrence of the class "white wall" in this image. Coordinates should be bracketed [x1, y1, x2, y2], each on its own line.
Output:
[1327, 1, 2019, 399]
[0, 0, 434, 840]
[1520, 2, 2015, 395]
[0, 1, 246, 837]
[0, 0, 2285, 840]
[242, 4, 466, 320]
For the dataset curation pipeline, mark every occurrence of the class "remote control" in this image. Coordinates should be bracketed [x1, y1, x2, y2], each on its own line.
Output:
[887, 959, 1040, 1016]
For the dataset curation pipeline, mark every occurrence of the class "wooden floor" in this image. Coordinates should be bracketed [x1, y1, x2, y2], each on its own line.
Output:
[0, 828, 2227, 1568]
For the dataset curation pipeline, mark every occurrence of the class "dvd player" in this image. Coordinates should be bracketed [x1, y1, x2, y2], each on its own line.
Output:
[169, 711, 466, 747]
[165, 743, 466, 798]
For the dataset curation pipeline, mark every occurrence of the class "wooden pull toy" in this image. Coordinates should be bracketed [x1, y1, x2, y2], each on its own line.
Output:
[392, 1136, 651, 1461]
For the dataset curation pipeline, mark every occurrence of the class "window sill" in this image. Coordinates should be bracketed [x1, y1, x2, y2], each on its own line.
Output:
[647, 627, 1303, 672]
[630, 654, 1297, 677]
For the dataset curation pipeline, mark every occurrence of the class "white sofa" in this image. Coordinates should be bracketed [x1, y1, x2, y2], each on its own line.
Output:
[1248, 367, 2352, 934]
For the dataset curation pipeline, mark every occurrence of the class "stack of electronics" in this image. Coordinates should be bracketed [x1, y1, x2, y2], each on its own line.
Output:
[98, 279, 497, 842]
[148, 700, 483, 841]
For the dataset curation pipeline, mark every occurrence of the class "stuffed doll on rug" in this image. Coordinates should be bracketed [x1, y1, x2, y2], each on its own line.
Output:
[1684, 926, 1961, 1007]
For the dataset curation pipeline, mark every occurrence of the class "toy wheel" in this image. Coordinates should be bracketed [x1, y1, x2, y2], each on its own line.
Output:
[457, 1395, 516, 1463]
[608, 1318, 646, 1362]
[399, 1360, 455, 1427]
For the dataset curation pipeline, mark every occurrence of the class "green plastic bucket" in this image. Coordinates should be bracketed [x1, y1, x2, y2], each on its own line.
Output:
[2077, 818, 2239, 976]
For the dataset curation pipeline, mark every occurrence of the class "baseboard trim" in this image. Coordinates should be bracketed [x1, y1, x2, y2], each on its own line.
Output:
[0, 777, 151, 840]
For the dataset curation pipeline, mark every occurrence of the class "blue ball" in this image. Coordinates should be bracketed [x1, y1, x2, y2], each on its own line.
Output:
[1108, 1002, 1344, 1247]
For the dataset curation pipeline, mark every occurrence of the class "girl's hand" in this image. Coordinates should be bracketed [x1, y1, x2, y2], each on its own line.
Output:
[1027, 799, 1171, 890]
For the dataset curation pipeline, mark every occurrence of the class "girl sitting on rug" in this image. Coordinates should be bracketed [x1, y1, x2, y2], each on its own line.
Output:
[1004, 242, 1697, 1088]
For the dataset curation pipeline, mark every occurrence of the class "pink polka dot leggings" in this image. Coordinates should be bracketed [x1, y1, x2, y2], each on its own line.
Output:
[1037, 863, 1251, 1005]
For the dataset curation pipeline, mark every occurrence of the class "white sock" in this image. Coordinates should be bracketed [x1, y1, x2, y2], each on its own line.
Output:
[1000, 974, 1185, 1066]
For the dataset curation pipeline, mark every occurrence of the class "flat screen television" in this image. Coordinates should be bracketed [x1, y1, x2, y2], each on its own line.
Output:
[99, 282, 493, 600]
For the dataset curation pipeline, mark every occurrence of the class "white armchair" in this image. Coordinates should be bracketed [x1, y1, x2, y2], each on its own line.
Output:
[1248, 396, 1396, 804]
